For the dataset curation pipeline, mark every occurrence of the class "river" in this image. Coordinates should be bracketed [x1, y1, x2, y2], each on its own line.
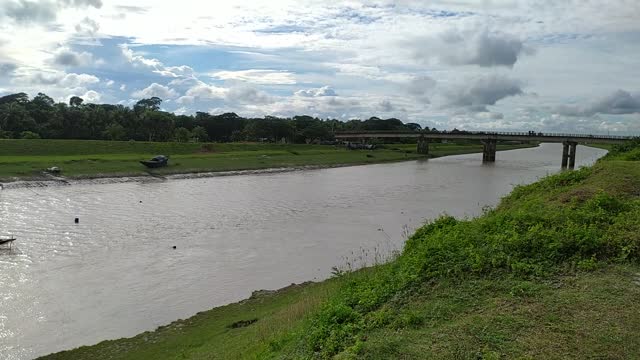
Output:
[0, 143, 607, 359]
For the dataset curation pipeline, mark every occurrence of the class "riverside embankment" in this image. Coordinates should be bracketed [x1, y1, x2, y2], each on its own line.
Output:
[0, 139, 534, 185]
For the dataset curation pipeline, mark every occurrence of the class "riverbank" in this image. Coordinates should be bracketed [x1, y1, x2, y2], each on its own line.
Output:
[0, 139, 535, 186]
[39, 140, 640, 359]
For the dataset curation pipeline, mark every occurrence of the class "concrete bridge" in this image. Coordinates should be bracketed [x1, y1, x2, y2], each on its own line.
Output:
[335, 131, 635, 169]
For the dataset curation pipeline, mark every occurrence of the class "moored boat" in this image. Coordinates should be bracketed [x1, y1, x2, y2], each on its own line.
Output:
[140, 155, 169, 168]
[0, 236, 16, 248]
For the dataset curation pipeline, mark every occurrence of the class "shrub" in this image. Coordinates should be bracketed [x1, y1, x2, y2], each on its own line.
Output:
[20, 131, 41, 139]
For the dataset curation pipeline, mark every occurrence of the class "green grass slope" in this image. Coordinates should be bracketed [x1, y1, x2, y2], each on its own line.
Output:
[0, 139, 533, 180]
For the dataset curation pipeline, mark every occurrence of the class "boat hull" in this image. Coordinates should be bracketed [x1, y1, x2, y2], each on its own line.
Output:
[140, 160, 168, 168]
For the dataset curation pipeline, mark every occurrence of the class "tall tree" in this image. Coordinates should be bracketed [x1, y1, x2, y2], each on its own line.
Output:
[69, 96, 84, 107]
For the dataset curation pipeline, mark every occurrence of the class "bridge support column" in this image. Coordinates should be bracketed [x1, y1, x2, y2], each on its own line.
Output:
[568, 142, 577, 169]
[417, 136, 429, 155]
[561, 142, 569, 169]
[482, 139, 497, 163]
[562, 141, 578, 169]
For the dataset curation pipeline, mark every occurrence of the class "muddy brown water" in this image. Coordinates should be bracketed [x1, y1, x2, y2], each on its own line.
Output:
[0, 143, 606, 359]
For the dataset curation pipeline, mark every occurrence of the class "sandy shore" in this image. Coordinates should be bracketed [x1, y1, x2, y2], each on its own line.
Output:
[0, 162, 398, 190]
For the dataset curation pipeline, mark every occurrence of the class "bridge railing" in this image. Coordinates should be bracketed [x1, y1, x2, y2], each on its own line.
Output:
[464, 131, 634, 139]
[335, 130, 636, 140]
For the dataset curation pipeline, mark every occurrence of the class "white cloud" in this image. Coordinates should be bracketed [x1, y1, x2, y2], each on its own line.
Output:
[80, 89, 101, 102]
[378, 99, 396, 112]
[442, 74, 524, 112]
[131, 83, 178, 99]
[176, 95, 194, 105]
[59, 0, 102, 9]
[20, 71, 99, 88]
[407, 75, 437, 103]
[155, 65, 194, 78]
[74, 16, 99, 36]
[555, 90, 640, 116]
[51, 47, 93, 66]
[411, 29, 533, 68]
[59, 72, 99, 87]
[120, 44, 162, 69]
[295, 86, 336, 97]
[174, 106, 190, 115]
[211, 69, 296, 85]
[226, 85, 274, 104]
[1, 0, 639, 134]
[0, 62, 18, 75]
[185, 82, 227, 99]
[1, 0, 58, 24]
[0, 0, 102, 25]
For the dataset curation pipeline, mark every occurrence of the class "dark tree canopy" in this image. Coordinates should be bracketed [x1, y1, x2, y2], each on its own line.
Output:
[406, 122, 422, 131]
[134, 97, 162, 112]
[0, 92, 29, 105]
[0, 92, 422, 142]
[69, 96, 84, 107]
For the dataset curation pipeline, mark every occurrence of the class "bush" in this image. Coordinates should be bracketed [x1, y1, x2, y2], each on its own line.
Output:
[20, 131, 41, 139]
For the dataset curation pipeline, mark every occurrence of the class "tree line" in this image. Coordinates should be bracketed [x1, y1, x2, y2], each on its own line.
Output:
[0, 92, 427, 143]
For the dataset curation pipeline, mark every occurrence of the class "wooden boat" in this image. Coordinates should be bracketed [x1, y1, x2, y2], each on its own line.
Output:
[140, 155, 169, 168]
[0, 236, 16, 249]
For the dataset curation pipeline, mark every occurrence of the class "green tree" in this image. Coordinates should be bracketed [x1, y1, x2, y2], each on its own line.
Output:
[102, 123, 127, 140]
[0, 91, 422, 143]
[32, 93, 55, 108]
[142, 111, 174, 141]
[174, 127, 191, 142]
[0, 92, 29, 105]
[301, 122, 332, 143]
[191, 126, 208, 142]
[69, 96, 84, 107]
[1, 102, 36, 136]
[134, 97, 162, 112]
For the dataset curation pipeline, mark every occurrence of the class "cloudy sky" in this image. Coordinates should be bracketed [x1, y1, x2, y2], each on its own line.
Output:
[1, 0, 639, 134]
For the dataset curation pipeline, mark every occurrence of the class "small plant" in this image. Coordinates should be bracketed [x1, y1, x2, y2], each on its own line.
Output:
[577, 256, 599, 271]
[509, 281, 542, 297]
[331, 266, 347, 278]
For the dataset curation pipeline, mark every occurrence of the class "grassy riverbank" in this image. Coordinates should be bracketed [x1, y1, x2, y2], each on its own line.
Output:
[43, 265, 639, 360]
[0, 139, 533, 181]
[41, 140, 640, 359]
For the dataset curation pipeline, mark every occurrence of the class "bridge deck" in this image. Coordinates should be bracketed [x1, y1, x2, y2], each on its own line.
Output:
[334, 131, 634, 144]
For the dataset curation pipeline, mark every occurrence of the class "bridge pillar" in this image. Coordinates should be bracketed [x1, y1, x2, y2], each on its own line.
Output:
[568, 142, 577, 169]
[482, 139, 497, 163]
[417, 136, 429, 155]
[562, 141, 578, 169]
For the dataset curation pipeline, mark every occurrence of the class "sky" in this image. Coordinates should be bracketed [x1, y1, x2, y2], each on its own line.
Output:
[0, 0, 639, 134]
